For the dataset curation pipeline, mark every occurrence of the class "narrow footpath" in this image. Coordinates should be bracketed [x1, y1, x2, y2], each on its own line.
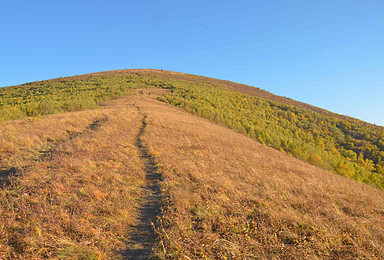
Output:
[0, 117, 108, 187]
[122, 107, 162, 259]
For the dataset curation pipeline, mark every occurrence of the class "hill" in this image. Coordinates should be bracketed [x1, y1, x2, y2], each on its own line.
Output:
[1, 69, 383, 189]
[0, 70, 384, 258]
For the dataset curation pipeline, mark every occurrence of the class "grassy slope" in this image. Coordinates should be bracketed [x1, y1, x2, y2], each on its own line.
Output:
[0, 96, 146, 259]
[137, 94, 384, 259]
[2, 69, 384, 190]
[0, 90, 383, 259]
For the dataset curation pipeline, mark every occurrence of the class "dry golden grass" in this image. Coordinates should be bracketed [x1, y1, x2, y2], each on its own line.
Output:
[135, 94, 384, 259]
[0, 110, 108, 171]
[0, 97, 149, 259]
[1, 89, 384, 259]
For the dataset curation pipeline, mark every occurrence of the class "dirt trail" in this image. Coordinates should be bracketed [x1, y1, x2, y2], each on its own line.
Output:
[39, 117, 108, 160]
[122, 106, 162, 259]
[0, 117, 107, 187]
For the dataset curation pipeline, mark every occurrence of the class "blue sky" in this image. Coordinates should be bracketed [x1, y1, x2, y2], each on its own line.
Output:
[1, 0, 383, 125]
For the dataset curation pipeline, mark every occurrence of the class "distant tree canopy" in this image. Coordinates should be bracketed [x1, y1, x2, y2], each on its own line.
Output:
[158, 81, 384, 189]
[0, 72, 151, 120]
[1, 70, 384, 190]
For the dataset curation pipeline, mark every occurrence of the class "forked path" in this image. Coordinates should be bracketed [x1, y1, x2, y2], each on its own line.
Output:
[122, 106, 162, 259]
[0, 117, 107, 187]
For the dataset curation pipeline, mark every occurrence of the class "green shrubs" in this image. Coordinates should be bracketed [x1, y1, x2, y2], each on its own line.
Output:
[1, 69, 384, 190]
[159, 81, 384, 190]
[0, 71, 147, 121]
[0, 105, 25, 121]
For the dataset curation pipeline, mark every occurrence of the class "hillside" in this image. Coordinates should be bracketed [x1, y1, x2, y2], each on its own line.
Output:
[0, 70, 384, 258]
[0, 89, 383, 259]
[139, 91, 384, 259]
[1, 69, 383, 189]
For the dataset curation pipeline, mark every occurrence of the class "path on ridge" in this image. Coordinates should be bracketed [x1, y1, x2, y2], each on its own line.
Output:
[122, 104, 162, 259]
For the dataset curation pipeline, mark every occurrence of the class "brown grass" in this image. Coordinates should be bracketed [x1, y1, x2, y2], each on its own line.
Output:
[1, 89, 383, 259]
[0, 97, 149, 259]
[0, 110, 108, 170]
[135, 94, 384, 259]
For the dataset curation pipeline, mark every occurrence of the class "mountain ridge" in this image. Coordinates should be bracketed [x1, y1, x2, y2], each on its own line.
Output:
[4, 68, 380, 128]
[1, 69, 384, 190]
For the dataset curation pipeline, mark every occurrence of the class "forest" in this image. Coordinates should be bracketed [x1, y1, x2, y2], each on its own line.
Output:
[1, 70, 384, 189]
[159, 80, 384, 189]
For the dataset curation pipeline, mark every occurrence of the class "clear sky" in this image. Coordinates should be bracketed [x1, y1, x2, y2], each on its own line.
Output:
[1, 0, 383, 125]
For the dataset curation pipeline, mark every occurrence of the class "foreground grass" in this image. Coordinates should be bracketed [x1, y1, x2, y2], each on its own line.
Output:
[137, 95, 384, 259]
[1, 89, 384, 259]
[0, 97, 147, 259]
